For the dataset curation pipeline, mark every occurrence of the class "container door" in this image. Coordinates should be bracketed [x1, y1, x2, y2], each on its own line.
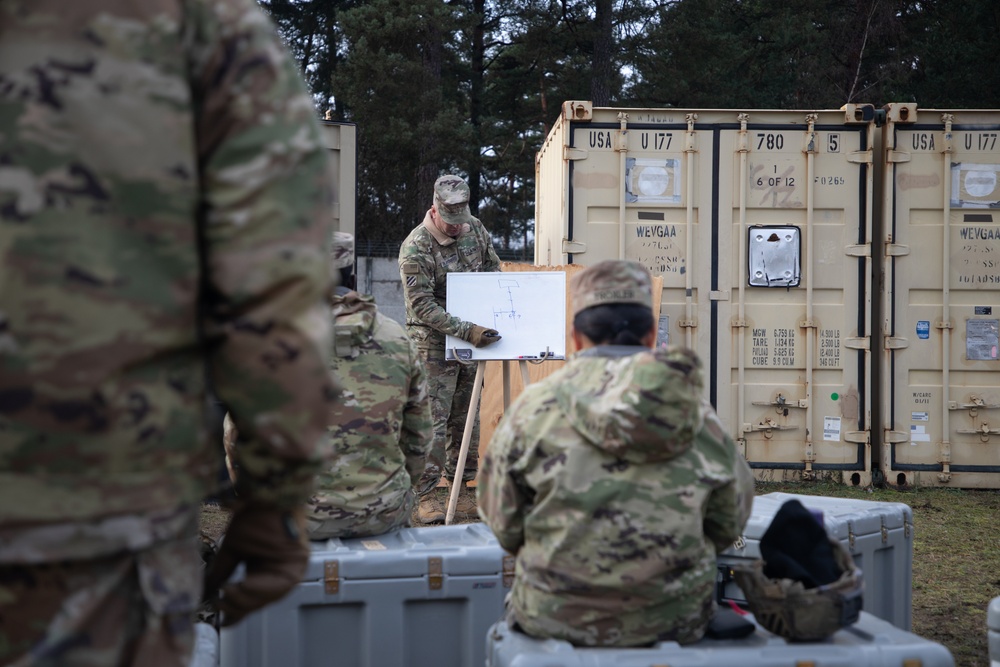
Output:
[720, 110, 874, 485]
[881, 105, 1000, 488]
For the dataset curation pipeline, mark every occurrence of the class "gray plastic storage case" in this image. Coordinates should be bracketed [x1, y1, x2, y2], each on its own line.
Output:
[219, 523, 511, 667]
[718, 492, 914, 631]
[485, 612, 954, 667]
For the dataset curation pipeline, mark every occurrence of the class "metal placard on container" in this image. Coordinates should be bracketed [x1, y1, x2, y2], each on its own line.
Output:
[747, 226, 801, 287]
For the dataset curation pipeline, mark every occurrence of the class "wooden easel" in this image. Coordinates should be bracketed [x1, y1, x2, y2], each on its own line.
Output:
[445, 357, 545, 524]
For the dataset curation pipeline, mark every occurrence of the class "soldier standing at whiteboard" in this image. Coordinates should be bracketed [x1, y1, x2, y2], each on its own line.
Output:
[398, 175, 502, 524]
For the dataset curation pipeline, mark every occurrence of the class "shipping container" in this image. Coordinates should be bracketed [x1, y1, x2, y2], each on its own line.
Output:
[878, 105, 1000, 488]
[319, 120, 357, 236]
[535, 102, 876, 485]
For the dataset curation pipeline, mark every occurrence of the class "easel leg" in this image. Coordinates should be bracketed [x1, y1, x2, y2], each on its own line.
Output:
[446, 360, 486, 525]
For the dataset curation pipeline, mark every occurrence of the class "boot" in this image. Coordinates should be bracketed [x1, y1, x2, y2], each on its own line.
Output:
[454, 494, 477, 518]
[415, 495, 444, 524]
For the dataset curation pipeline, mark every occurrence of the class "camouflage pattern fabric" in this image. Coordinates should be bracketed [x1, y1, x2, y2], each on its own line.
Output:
[478, 345, 754, 648]
[306, 291, 432, 539]
[415, 357, 480, 496]
[398, 209, 499, 491]
[0, 510, 202, 666]
[0, 0, 335, 661]
[398, 210, 500, 352]
[0, 0, 336, 561]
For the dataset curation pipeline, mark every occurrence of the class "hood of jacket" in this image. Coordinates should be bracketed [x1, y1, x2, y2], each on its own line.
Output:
[554, 345, 705, 464]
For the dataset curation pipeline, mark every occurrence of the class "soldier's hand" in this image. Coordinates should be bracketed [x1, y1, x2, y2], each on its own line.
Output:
[203, 503, 310, 627]
[468, 325, 502, 348]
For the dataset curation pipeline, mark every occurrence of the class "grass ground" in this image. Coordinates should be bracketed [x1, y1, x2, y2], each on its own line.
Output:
[200, 481, 999, 666]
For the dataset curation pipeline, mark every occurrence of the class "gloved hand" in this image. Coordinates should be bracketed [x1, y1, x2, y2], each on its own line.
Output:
[468, 324, 502, 348]
[203, 503, 310, 627]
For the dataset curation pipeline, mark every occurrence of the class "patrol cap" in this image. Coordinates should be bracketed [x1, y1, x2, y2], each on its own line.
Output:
[330, 231, 355, 270]
[570, 260, 653, 316]
[433, 175, 473, 226]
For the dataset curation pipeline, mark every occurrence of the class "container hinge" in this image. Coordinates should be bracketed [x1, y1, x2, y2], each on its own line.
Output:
[562, 239, 587, 254]
[563, 146, 588, 161]
[844, 431, 869, 444]
[709, 290, 730, 301]
[428, 556, 443, 591]
[848, 522, 856, 549]
[324, 560, 340, 595]
[904, 520, 912, 539]
[844, 244, 870, 257]
[885, 243, 910, 257]
[844, 337, 869, 350]
[936, 320, 954, 330]
[847, 149, 872, 165]
[881, 518, 888, 544]
[884, 337, 909, 350]
[885, 149, 911, 163]
[502, 554, 516, 588]
[677, 318, 697, 328]
[884, 430, 910, 444]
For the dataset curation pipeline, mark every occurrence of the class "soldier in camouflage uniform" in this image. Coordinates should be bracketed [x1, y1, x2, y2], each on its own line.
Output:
[306, 232, 433, 538]
[0, 1, 337, 664]
[478, 260, 755, 648]
[398, 175, 502, 523]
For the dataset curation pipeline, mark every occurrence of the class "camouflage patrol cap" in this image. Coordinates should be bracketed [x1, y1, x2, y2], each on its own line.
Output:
[330, 231, 355, 270]
[570, 260, 653, 316]
[433, 175, 473, 226]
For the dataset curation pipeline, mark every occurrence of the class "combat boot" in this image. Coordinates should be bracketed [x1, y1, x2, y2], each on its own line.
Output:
[454, 494, 477, 519]
[415, 495, 444, 524]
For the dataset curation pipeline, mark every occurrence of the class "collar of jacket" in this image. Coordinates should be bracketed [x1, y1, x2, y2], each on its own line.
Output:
[421, 210, 470, 246]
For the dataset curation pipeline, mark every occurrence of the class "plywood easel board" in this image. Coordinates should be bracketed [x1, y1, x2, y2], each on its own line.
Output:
[476, 263, 663, 461]
[444, 271, 567, 361]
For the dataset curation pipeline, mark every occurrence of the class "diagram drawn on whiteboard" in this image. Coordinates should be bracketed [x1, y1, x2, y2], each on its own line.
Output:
[445, 271, 566, 361]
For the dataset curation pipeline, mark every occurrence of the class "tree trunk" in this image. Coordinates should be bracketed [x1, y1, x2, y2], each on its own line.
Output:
[591, 0, 614, 105]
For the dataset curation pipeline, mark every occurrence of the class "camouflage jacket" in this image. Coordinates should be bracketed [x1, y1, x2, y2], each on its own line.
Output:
[0, 0, 336, 562]
[478, 345, 754, 647]
[307, 291, 432, 539]
[398, 211, 500, 352]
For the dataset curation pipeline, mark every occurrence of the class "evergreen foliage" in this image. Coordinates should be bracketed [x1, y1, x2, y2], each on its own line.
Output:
[258, 0, 1000, 251]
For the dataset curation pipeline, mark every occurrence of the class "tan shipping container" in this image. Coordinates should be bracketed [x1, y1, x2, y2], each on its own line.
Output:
[319, 120, 357, 236]
[535, 102, 875, 485]
[879, 105, 1000, 488]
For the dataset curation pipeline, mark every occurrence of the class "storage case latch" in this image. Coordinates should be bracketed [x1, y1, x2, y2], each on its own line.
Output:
[503, 554, 516, 588]
[324, 560, 340, 595]
[428, 556, 443, 591]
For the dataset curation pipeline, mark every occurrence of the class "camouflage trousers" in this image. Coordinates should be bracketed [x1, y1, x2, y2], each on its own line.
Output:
[0, 526, 202, 667]
[416, 353, 481, 496]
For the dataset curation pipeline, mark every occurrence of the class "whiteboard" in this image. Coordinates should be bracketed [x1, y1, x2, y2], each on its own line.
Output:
[445, 271, 566, 361]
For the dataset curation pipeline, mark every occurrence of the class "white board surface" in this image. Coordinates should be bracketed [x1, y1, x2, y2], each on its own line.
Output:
[445, 271, 566, 361]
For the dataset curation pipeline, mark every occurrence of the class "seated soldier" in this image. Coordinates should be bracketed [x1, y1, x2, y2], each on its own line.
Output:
[477, 259, 754, 647]
[225, 233, 433, 539]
